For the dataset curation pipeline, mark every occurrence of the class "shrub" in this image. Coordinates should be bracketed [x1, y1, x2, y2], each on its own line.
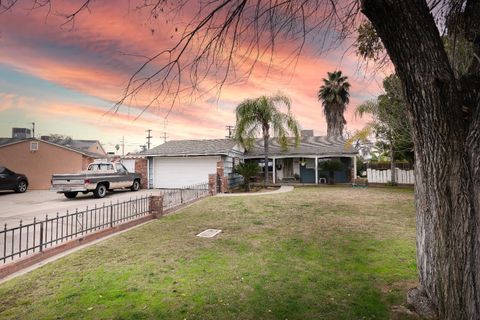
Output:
[235, 162, 261, 191]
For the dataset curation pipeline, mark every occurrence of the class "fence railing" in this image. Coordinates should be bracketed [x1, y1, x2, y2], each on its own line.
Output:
[1, 196, 151, 264]
[1, 182, 211, 265]
[158, 182, 210, 210]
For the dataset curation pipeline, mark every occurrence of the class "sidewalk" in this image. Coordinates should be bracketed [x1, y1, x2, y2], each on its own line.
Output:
[216, 185, 294, 197]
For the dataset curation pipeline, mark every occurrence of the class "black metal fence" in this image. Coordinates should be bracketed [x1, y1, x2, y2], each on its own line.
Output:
[158, 182, 210, 210]
[0, 182, 211, 265]
[1, 196, 150, 263]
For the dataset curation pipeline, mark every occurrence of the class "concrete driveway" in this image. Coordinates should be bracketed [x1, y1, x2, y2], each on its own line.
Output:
[0, 189, 162, 227]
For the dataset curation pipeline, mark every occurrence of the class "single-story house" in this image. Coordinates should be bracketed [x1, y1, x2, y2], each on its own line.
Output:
[244, 130, 357, 184]
[131, 130, 357, 189]
[0, 137, 107, 189]
[134, 139, 244, 189]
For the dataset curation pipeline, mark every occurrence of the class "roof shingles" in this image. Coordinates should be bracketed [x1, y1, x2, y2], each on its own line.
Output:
[245, 136, 356, 157]
[140, 139, 238, 156]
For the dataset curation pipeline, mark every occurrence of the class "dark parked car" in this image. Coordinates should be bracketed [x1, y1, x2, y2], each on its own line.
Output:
[0, 166, 28, 193]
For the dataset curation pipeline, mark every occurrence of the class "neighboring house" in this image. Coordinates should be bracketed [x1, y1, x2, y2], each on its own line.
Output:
[0, 137, 107, 190]
[244, 130, 357, 184]
[136, 139, 244, 188]
[132, 130, 357, 189]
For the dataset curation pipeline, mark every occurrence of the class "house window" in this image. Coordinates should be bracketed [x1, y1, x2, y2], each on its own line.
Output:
[30, 141, 39, 151]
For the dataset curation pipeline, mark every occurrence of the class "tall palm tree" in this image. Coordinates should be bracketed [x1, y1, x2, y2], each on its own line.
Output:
[234, 94, 300, 185]
[317, 70, 350, 137]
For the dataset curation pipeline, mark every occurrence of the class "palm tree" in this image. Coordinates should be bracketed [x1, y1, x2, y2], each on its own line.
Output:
[234, 94, 300, 185]
[317, 70, 350, 137]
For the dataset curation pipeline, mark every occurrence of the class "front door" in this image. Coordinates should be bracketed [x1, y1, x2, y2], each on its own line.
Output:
[283, 159, 293, 178]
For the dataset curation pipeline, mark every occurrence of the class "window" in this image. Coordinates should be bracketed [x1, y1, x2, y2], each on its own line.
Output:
[115, 163, 127, 173]
[88, 163, 114, 171]
[30, 141, 39, 151]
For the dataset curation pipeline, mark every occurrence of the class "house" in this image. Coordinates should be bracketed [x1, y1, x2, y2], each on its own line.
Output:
[136, 139, 244, 188]
[133, 130, 357, 189]
[244, 130, 357, 184]
[0, 137, 107, 189]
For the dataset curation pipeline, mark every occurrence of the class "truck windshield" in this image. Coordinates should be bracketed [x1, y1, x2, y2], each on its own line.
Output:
[88, 164, 114, 171]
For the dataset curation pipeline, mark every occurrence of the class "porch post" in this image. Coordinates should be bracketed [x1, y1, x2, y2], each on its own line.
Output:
[315, 157, 318, 184]
[272, 157, 276, 184]
[353, 155, 357, 180]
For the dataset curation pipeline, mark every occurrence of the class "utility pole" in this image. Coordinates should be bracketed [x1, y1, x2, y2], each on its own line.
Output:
[31, 122, 35, 138]
[161, 131, 168, 143]
[225, 125, 235, 139]
[121, 136, 125, 156]
[146, 129, 152, 150]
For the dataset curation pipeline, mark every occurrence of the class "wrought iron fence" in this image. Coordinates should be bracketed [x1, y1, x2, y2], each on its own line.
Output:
[1, 196, 150, 263]
[159, 182, 210, 210]
[0, 183, 210, 265]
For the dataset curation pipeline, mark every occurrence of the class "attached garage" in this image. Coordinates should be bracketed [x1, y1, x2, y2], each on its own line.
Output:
[137, 139, 244, 189]
[153, 156, 220, 188]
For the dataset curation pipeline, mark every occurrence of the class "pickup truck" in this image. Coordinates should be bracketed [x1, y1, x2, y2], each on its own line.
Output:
[51, 161, 141, 199]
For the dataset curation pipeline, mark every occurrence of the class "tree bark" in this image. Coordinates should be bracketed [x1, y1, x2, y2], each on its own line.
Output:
[362, 0, 480, 319]
[326, 103, 346, 137]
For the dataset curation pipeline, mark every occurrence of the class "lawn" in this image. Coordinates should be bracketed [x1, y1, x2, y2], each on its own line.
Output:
[0, 187, 418, 319]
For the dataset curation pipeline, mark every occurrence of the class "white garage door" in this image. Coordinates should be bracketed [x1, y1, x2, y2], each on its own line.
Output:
[153, 156, 220, 188]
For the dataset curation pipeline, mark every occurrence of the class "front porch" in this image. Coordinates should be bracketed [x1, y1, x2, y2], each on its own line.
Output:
[247, 155, 357, 184]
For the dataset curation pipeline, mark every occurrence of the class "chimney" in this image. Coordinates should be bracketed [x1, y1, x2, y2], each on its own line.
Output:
[300, 130, 314, 138]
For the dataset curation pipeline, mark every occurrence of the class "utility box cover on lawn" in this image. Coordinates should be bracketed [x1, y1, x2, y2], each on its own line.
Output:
[196, 229, 222, 238]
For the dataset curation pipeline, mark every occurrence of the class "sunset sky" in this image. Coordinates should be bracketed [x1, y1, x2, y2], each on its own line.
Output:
[0, 1, 389, 153]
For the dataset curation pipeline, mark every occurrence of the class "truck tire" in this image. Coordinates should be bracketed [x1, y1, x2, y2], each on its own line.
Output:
[64, 192, 78, 199]
[131, 179, 140, 191]
[93, 184, 107, 198]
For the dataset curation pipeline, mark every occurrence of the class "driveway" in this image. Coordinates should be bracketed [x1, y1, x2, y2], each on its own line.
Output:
[0, 189, 162, 227]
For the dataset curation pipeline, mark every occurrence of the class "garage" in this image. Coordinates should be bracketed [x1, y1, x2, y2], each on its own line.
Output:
[153, 156, 220, 188]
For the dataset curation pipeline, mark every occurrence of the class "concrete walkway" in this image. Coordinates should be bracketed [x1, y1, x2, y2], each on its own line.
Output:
[216, 185, 294, 197]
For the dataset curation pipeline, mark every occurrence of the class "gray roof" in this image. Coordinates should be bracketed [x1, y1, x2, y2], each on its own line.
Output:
[0, 138, 105, 158]
[140, 139, 239, 157]
[0, 138, 23, 147]
[244, 135, 357, 157]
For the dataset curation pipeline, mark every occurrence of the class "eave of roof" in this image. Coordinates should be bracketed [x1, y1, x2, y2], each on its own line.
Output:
[0, 138, 105, 158]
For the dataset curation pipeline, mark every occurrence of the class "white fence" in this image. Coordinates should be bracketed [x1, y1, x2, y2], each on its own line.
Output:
[367, 168, 415, 184]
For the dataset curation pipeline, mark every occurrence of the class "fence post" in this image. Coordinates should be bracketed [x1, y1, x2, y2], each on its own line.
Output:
[110, 202, 114, 228]
[180, 189, 184, 204]
[149, 195, 164, 218]
[39, 222, 44, 252]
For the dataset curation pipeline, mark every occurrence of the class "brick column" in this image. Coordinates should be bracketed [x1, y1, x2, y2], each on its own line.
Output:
[149, 195, 164, 218]
[208, 174, 217, 195]
[135, 158, 148, 189]
[216, 161, 228, 193]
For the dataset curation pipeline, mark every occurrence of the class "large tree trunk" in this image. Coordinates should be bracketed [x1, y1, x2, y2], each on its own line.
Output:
[326, 103, 346, 137]
[362, 0, 480, 319]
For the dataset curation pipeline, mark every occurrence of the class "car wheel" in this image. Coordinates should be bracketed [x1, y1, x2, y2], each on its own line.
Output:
[93, 184, 107, 198]
[15, 180, 28, 193]
[130, 179, 140, 191]
[64, 192, 78, 199]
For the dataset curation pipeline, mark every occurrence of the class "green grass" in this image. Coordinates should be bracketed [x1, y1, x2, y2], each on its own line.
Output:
[0, 187, 418, 319]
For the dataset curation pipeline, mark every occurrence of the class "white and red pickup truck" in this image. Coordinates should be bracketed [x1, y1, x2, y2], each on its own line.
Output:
[51, 161, 141, 199]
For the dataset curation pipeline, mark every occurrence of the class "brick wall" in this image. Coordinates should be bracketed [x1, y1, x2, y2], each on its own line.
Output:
[134, 158, 148, 189]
